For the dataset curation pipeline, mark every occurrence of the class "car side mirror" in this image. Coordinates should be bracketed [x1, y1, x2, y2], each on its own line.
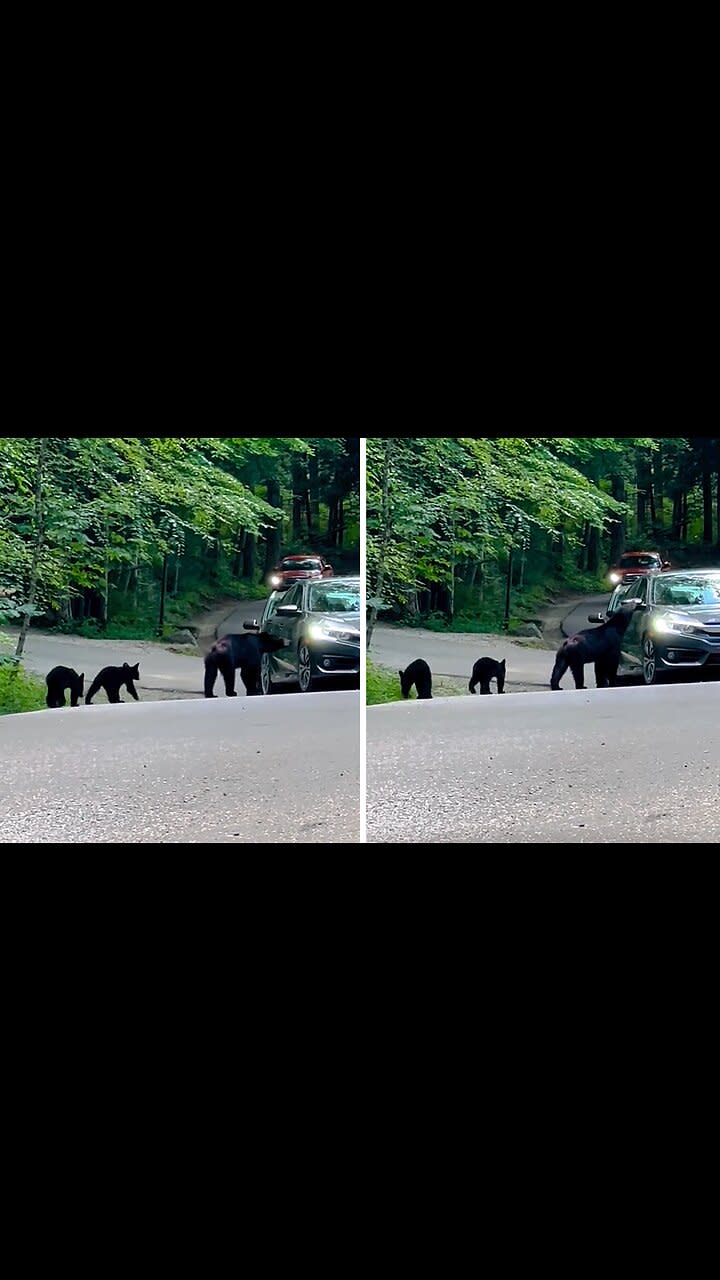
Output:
[588, 612, 605, 623]
[662, 561, 670, 569]
[243, 620, 259, 631]
[276, 605, 299, 616]
[624, 599, 647, 610]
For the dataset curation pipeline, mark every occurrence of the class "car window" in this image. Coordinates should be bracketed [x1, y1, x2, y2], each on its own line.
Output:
[625, 579, 647, 604]
[281, 558, 321, 570]
[281, 585, 301, 608]
[619, 554, 659, 568]
[262, 591, 285, 622]
[653, 573, 720, 607]
[308, 581, 360, 613]
[607, 583, 634, 613]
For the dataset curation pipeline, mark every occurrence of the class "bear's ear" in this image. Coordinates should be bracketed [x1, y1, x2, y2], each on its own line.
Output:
[398, 669, 404, 678]
[79, 672, 84, 681]
[500, 659, 506, 668]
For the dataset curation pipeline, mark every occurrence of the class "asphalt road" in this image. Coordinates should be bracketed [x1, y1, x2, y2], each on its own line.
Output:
[367, 683, 719, 844]
[0, 693, 360, 844]
[369, 592, 643, 693]
[370, 623, 555, 693]
[3, 598, 269, 701]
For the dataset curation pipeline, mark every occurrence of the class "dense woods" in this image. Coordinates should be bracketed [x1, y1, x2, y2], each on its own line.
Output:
[0, 436, 359, 645]
[367, 436, 720, 642]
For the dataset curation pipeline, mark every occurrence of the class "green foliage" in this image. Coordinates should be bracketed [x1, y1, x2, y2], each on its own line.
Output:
[367, 436, 719, 639]
[0, 663, 46, 715]
[0, 437, 359, 641]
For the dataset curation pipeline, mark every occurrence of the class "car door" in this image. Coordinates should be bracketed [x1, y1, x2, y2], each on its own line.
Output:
[621, 577, 647, 663]
[264, 584, 302, 678]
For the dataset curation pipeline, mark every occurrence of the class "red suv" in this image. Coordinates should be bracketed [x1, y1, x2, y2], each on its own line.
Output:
[269, 555, 334, 591]
[608, 550, 670, 586]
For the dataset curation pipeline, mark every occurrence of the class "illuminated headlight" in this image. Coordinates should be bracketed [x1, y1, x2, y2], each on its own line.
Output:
[309, 621, 360, 643]
[609, 572, 620, 584]
[654, 617, 694, 635]
[270, 575, 281, 586]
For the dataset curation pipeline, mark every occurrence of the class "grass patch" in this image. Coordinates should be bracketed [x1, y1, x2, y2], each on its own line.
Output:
[366, 659, 467, 704]
[367, 660, 404, 705]
[0, 662, 46, 715]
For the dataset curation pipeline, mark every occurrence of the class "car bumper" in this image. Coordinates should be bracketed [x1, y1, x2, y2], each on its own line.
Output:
[657, 639, 720, 668]
[309, 640, 360, 676]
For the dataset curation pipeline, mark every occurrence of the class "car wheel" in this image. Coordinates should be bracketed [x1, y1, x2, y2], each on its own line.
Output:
[298, 643, 315, 693]
[642, 637, 661, 685]
[260, 653, 275, 695]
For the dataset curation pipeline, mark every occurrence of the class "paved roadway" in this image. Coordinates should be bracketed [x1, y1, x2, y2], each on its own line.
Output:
[3, 599, 268, 701]
[367, 683, 719, 844]
[370, 623, 555, 693]
[369, 592, 645, 692]
[0, 692, 360, 844]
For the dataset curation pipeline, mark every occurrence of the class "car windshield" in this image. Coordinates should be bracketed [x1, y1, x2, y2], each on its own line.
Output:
[308, 582, 360, 614]
[652, 573, 720, 607]
[281, 559, 321, 570]
[619, 554, 659, 568]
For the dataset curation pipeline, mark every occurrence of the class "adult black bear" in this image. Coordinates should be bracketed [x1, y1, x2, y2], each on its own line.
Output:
[550, 604, 636, 690]
[204, 633, 286, 698]
[46, 666, 84, 708]
[469, 657, 506, 695]
[85, 662, 140, 704]
[399, 658, 432, 699]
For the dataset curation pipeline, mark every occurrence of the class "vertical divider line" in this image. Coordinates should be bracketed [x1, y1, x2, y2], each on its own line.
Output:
[359, 436, 367, 843]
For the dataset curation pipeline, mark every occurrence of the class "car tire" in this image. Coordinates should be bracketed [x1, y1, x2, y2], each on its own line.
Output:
[642, 636, 662, 686]
[260, 653, 275, 695]
[298, 643, 316, 693]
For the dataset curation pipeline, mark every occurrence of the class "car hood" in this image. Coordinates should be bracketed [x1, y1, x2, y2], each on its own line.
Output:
[314, 611, 361, 634]
[660, 607, 720, 625]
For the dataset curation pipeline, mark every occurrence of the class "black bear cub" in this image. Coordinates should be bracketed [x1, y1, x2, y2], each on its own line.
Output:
[85, 663, 140, 704]
[550, 604, 636, 690]
[399, 658, 432, 699]
[469, 657, 506, 695]
[46, 666, 84, 708]
[204, 632, 286, 697]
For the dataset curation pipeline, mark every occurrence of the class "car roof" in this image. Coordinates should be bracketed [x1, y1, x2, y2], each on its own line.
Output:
[620, 550, 662, 557]
[280, 554, 324, 561]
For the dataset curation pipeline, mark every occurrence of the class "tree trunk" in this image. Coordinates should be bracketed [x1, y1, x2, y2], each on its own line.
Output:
[337, 496, 344, 548]
[367, 439, 393, 649]
[609, 475, 625, 562]
[243, 532, 256, 580]
[15, 438, 47, 659]
[655, 442, 664, 527]
[292, 460, 306, 540]
[577, 522, 589, 571]
[100, 519, 109, 626]
[702, 438, 713, 542]
[672, 493, 682, 540]
[157, 552, 168, 634]
[448, 512, 455, 622]
[305, 488, 313, 533]
[716, 452, 720, 548]
[327, 496, 338, 548]
[681, 493, 688, 541]
[636, 455, 647, 531]
[587, 524, 601, 573]
[309, 453, 320, 523]
[264, 478, 282, 572]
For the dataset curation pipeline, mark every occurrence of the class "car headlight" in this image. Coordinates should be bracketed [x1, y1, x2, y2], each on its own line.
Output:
[654, 617, 695, 635]
[609, 572, 620, 584]
[309, 621, 360, 642]
[270, 575, 281, 586]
